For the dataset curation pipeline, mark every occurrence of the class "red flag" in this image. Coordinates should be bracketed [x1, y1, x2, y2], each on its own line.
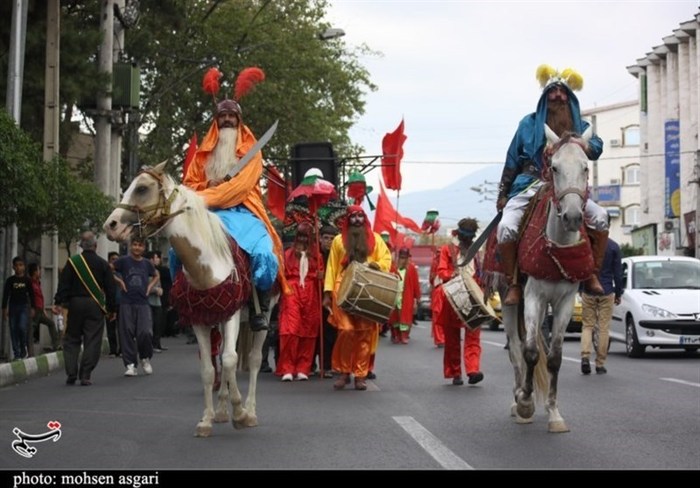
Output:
[381, 119, 406, 191]
[266, 165, 288, 222]
[373, 182, 421, 244]
[182, 132, 198, 181]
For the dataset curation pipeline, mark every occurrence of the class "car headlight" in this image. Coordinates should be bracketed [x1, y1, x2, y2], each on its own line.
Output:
[641, 304, 677, 319]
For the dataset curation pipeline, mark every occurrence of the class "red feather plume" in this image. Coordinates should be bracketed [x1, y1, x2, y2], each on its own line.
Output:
[202, 67, 222, 96]
[234, 67, 265, 100]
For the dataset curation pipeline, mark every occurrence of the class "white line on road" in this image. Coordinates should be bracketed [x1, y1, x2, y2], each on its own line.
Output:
[393, 416, 473, 470]
[660, 377, 700, 388]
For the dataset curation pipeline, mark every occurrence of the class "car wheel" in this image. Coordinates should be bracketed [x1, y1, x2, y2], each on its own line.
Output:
[683, 346, 699, 354]
[625, 316, 645, 358]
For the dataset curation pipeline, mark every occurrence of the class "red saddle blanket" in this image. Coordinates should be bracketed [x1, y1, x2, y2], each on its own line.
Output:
[517, 190, 593, 282]
[170, 238, 251, 327]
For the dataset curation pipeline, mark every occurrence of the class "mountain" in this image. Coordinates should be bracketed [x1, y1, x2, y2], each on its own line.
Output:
[375, 165, 503, 233]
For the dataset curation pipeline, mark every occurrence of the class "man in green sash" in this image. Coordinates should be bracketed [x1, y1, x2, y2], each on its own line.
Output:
[53, 231, 116, 386]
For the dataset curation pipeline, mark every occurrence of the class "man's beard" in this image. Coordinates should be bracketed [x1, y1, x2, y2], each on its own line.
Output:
[546, 101, 573, 137]
[206, 128, 238, 181]
[346, 225, 369, 264]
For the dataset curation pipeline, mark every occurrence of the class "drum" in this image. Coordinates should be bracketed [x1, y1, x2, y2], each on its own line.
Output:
[337, 261, 400, 323]
[442, 267, 500, 330]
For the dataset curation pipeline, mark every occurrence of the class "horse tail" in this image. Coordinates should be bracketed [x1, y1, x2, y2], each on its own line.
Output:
[532, 330, 549, 405]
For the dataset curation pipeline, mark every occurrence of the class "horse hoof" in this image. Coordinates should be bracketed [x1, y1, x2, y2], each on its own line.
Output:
[516, 403, 535, 420]
[195, 423, 212, 437]
[510, 403, 518, 417]
[214, 410, 229, 423]
[515, 415, 534, 424]
[548, 420, 570, 433]
[233, 414, 258, 429]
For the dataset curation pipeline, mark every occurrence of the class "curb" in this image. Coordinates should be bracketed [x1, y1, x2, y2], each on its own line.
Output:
[0, 338, 110, 388]
[0, 351, 64, 388]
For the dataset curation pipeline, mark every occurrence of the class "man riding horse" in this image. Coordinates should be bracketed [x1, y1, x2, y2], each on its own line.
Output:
[496, 64, 609, 306]
[182, 67, 289, 331]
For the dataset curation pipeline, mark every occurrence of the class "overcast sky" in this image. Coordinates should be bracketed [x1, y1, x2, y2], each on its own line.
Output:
[325, 0, 698, 196]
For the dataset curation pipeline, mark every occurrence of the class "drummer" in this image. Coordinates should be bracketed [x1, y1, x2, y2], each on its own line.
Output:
[322, 205, 392, 391]
[434, 218, 485, 386]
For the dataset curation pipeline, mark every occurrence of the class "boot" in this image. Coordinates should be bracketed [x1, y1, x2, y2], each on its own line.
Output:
[249, 287, 271, 332]
[212, 355, 222, 392]
[391, 326, 400, 344]
[584, 229, 608, 295]
[400, 330, 409, 344]
[498, 241, 522, 305]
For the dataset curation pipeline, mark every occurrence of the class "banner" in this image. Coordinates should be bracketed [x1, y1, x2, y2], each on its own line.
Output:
[373, 182, 421, 245]
[664, 119, 680, 218]
[381, 119, 406, 190]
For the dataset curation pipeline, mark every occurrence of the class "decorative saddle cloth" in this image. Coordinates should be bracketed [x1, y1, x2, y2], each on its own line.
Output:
[517, 186, 593, 282]
[170, 237, 252, 327]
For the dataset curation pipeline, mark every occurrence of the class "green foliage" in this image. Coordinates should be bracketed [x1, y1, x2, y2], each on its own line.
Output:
[620, 242, 645, 258]
[0, 109, 112, 249]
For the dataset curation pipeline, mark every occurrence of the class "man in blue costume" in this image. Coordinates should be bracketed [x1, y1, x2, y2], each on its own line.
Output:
[496, 65, 609, 305]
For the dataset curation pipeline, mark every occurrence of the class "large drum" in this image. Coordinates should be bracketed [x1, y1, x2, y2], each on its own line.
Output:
[337, 261, 400, 323]
[442, 266, 500, 330]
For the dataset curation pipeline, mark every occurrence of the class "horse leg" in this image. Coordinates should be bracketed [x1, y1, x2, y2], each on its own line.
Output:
[213, 323, 230, 424]
[220, 312, 254, 430]
[193, 326, 216, 437]
[502, 304, 523, 417]
[515, 291, 546, 423]
[545, 294, 576, 433]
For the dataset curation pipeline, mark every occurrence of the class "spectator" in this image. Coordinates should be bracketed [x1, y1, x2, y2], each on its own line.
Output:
[52, 232, 116, 385]
[106, 251, 121, 357]
[146, 250, 167, 353]
[113, 236, 158, 377]
[2, 256, 35, 360]
[28, 262, 60, 354]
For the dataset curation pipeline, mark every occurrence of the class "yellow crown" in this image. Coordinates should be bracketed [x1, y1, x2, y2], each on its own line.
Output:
[536, 64, 583, 91]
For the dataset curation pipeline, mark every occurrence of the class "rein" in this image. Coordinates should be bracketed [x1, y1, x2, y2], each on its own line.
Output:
[116, 168, 189, 238]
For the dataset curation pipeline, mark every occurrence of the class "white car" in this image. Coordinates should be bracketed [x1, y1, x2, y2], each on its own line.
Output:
[610, 255, 700, 357]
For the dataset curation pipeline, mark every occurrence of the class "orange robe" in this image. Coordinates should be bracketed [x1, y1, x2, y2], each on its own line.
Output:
[183, 122, 289, 294]
[324, 233, 392, 377]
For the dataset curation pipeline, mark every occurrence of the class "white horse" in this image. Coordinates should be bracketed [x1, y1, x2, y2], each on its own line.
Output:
[103, 162, 276, 437]
[500, 125, 594, 433]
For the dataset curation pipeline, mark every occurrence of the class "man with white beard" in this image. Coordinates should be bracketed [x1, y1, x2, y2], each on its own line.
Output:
[183, 94, 288, 332]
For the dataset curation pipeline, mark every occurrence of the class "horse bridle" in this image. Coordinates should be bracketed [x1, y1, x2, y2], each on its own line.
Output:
[542, 138, 589, 215]
[116, 168, 188, 238]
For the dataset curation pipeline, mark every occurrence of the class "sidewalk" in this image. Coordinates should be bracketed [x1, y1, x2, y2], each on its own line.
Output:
[0, 350, 64, 388]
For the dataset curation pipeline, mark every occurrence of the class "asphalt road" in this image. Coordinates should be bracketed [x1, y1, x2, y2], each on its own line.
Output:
[1, 321, 698, 475]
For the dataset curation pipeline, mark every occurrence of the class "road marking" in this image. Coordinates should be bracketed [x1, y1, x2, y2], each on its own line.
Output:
[660, 377, 700, 388]
[393, 416, 473, 470]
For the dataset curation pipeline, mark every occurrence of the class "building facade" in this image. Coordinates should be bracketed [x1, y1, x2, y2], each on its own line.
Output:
[626, 12, 700, 257]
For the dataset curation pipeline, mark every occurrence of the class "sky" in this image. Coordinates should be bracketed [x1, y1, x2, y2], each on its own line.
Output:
[324, 0, 699, 196]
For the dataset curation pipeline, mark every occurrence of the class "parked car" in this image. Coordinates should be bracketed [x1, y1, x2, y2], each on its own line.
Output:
[610, 255, 700, 357]
[541, 293, 583, 341]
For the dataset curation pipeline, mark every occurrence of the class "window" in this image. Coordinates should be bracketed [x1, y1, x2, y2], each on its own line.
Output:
[623, 125, 640, 146]
[625, 164, 640, 185]
[624, 205, 641, 227]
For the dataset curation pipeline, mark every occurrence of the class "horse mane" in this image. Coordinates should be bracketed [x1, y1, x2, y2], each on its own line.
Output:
[160, 172, 232, 261]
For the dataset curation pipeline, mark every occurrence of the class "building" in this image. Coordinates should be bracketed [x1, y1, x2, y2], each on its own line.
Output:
[583, 100, 641, 247]
[626, 10, 700, 257]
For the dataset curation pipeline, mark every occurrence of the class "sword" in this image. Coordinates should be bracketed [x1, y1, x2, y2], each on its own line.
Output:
[457, 211, 502, 267]
[223, 119, 279, 182]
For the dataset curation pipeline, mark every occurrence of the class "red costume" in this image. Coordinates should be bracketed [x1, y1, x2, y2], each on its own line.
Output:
[429, 249, 445, 347]
[276, 228, 322, 379]
[435, 243, 483, 381]
[389, 253, 421, 344]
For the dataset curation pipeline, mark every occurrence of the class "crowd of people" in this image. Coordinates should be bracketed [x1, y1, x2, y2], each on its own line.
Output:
[2, 63, 622, 389]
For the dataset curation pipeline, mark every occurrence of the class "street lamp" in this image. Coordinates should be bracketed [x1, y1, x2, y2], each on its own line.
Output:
[318, 27, 345, 41]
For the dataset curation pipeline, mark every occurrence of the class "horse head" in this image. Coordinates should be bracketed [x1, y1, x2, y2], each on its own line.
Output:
[543, 124, 591, 234]
[103, 161, 185, 242]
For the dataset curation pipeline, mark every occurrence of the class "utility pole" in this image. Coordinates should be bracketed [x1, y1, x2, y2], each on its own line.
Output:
[40, 0, 60, 351]
[95, 0, 116, 258]
[111, 0, 126, 211]
[1, 0, 28, 361]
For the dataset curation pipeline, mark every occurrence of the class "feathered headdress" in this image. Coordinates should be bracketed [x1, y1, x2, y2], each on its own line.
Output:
[201, 66, 266, 117]
[536, 64, 583, 92]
